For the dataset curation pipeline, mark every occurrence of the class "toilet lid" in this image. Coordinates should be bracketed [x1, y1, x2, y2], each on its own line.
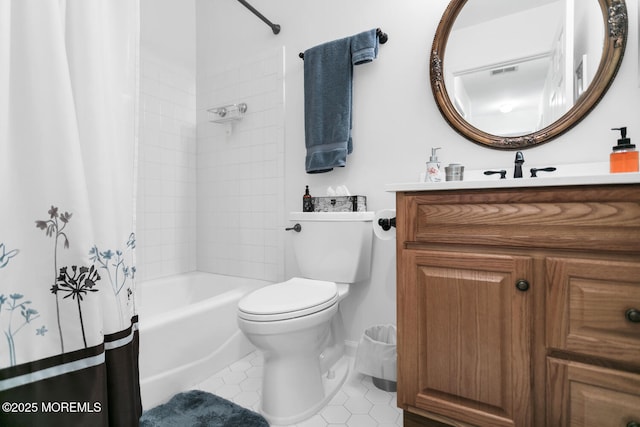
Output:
[238, 278, 338, 321]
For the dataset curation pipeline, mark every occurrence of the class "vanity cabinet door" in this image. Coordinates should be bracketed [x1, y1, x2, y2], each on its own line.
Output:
[398, 249, 534, 427]
[547, 358, 640, 427]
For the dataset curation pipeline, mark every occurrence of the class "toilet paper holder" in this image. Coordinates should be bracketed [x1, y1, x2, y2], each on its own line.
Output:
[377, 217, 396, 231]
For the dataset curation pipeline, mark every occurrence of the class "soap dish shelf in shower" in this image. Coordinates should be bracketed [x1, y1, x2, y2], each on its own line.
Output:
[207, 103, 248, 123]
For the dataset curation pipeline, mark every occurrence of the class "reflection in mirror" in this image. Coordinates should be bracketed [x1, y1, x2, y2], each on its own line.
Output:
[431, 0, 628, 149]
[447, 0, 603, 136]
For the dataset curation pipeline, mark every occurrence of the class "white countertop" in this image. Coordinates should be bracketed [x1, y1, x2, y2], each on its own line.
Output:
[385, 165, 640, 192]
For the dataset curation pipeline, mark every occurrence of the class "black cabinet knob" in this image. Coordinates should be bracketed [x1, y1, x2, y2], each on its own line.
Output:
[625, 308, 640, 323]
[626, 421, 640, 427]
[515, 279, 530, 292]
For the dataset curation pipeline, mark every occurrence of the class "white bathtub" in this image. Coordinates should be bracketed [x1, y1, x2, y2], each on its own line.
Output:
[138, 271, 270, 409]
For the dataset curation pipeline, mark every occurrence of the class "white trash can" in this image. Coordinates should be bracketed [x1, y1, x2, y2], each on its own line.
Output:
[354, 324, 397, 391]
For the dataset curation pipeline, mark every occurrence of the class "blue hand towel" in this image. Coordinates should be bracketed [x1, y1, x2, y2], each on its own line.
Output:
[303, 29, 379, 173]
[351, 29, 379, 65]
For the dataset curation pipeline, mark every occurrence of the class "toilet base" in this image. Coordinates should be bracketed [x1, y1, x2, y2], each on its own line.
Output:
[260, 355, 350, 425]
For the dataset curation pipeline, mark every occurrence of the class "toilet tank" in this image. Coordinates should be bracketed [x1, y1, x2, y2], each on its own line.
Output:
[289, 211, 374, 284]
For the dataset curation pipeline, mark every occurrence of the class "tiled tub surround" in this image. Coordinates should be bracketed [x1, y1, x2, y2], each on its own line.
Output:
[137, 47, 285, 284]
[137, 55, 197, 282]
[196, 48, 286, 283]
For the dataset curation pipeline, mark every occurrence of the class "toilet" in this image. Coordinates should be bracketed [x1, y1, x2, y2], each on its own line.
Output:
[237, 211, 374, 425]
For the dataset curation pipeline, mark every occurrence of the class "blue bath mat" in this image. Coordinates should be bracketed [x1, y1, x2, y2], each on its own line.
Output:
[139, 390, 269, 427]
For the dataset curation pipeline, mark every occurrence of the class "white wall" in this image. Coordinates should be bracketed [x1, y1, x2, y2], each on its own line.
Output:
[140, 0, 195, 72]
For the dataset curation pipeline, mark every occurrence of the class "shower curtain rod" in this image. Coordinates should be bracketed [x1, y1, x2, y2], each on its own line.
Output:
[298, 29, 388, 59]
[236, 0, 281, 34]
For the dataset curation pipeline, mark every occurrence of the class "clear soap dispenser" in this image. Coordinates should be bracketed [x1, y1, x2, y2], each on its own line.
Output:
[426, 147, 443, 182]
[610, 127, 639, 173]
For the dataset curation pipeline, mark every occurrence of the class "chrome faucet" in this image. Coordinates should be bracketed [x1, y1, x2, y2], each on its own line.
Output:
[514, 151, 524, 178]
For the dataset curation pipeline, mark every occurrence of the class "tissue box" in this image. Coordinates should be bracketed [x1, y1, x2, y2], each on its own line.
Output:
[311, 196, 367, 212]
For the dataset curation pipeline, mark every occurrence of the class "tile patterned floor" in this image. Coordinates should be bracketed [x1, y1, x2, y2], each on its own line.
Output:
[194, 351, 403, 427]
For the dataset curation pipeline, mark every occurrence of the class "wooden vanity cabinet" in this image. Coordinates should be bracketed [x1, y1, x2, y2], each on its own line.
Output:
[395, 185, 640, 427]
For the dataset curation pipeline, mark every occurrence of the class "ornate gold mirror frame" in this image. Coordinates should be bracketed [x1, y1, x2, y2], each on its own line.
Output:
[430, 0, 628, 149]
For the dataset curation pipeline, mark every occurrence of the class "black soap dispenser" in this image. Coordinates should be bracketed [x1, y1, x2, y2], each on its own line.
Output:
[610, 127, 639, 173]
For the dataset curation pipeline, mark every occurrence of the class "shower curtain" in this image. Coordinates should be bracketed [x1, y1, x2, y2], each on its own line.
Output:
[0, 1, 141, 426]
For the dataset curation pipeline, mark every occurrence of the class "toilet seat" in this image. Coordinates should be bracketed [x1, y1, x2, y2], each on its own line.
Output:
[238, 278, 338, 322]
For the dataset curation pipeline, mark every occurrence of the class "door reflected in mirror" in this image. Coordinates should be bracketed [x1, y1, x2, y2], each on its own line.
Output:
[431, 0, 627, 149]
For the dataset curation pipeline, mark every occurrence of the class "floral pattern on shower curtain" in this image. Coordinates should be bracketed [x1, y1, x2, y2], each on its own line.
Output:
[0, 1, 142, 426]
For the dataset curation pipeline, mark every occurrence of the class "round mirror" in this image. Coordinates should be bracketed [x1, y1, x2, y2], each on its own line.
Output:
[430, 0, 628, 149]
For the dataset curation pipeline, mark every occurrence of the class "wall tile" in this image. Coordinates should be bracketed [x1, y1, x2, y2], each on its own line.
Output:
[137, 54, 197, 282]
[196, 48, 286, 283]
